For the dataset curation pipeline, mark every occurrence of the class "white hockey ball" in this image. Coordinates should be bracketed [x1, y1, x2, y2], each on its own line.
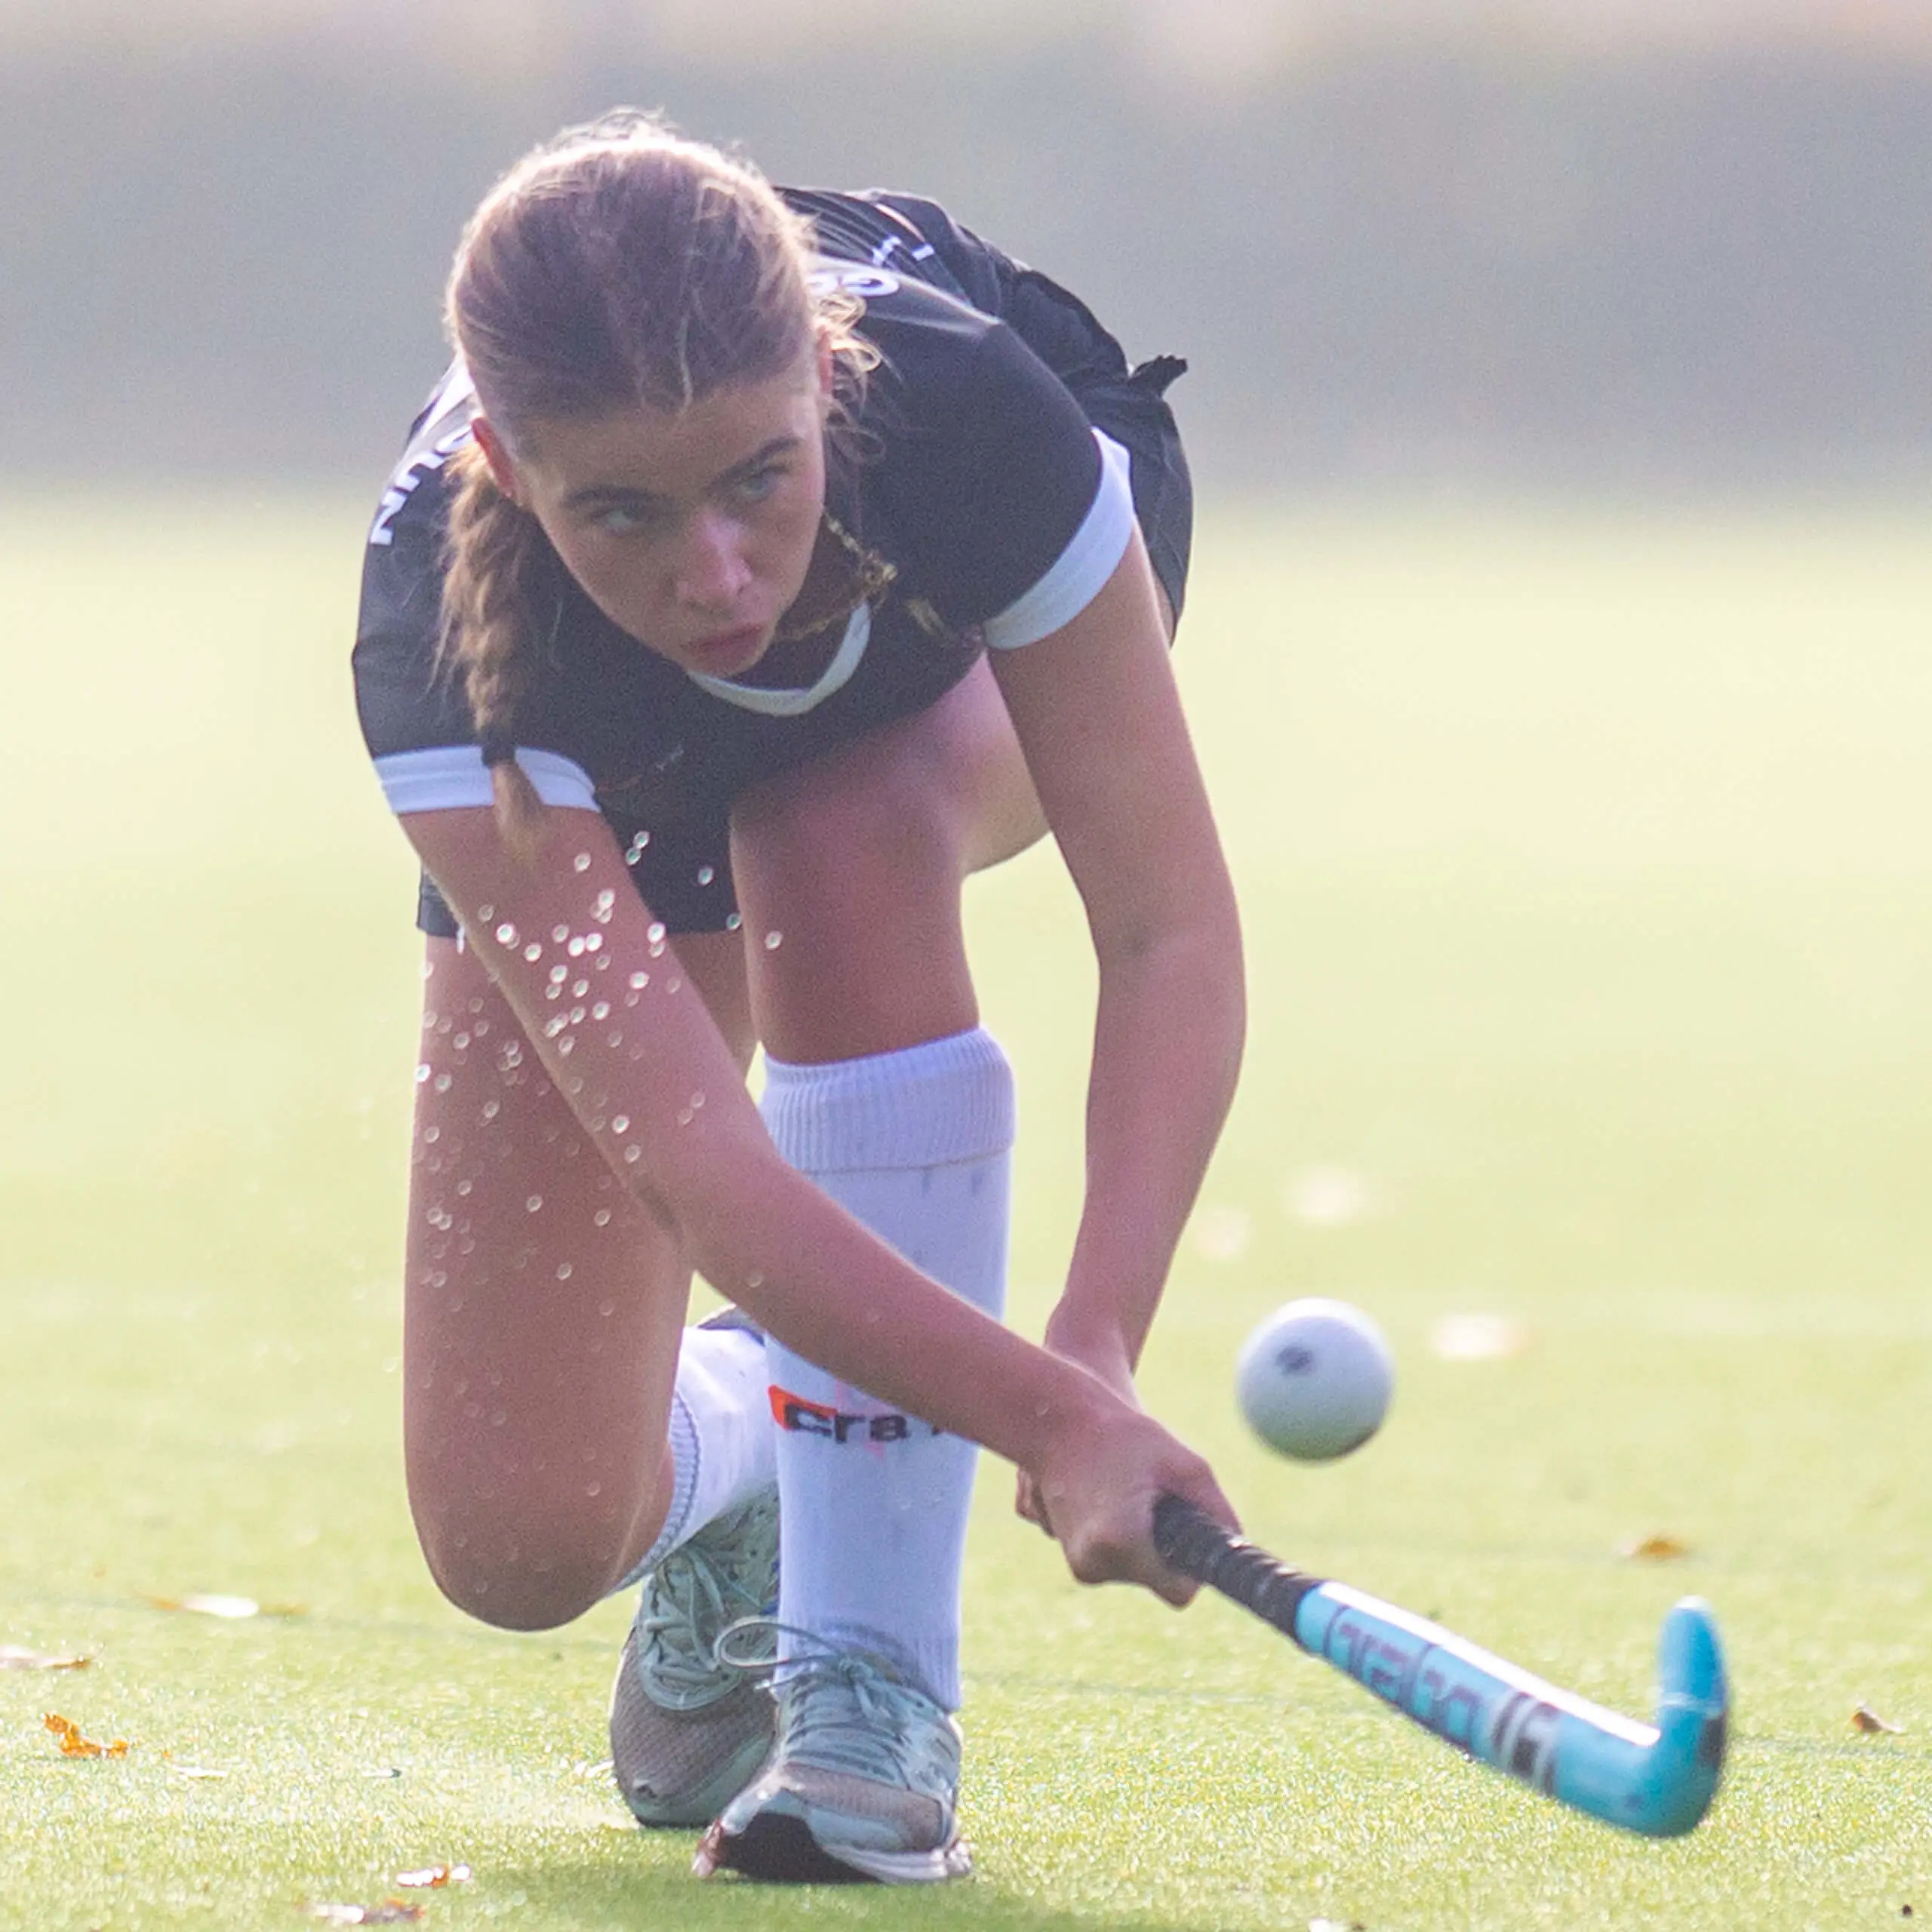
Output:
[1236, 1298, 1392, 1460]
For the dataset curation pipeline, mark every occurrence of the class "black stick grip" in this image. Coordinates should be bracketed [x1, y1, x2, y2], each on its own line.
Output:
[1152, 1495, 1324, 1646]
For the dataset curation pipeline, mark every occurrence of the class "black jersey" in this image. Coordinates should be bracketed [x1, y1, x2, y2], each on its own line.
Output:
[353, 189, 1186, 934]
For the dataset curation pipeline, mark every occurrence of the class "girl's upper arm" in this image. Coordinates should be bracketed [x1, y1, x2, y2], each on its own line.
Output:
[988, 533, 1235, 958]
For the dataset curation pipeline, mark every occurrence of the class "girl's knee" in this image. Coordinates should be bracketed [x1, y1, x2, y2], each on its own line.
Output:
[411, 1500, 646, 1631]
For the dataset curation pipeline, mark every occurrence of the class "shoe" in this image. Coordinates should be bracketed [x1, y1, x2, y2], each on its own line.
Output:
[608, 1491, 779, 1829]
[693, 1629, 970, 1884]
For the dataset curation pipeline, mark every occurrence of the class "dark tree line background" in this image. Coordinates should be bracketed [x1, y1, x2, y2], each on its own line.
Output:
[4, 32, 1928, 490]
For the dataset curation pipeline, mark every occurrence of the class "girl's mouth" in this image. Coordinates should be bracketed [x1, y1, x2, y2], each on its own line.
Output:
[685, 624, 768, 674]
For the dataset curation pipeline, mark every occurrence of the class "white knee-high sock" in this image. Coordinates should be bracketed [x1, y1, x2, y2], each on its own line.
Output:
[759, 1026, 1014, 1710]
[614, 1322, 774, 1590]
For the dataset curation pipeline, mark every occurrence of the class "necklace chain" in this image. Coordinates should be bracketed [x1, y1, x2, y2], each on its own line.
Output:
[772, 509, 897, 645]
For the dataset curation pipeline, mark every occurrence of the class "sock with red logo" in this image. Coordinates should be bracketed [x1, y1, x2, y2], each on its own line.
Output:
[759, 1026, 1014, 1711]
[611, 1319, 774, 1589]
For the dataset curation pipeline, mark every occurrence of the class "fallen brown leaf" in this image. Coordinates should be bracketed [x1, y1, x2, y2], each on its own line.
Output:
[395, 1866, 470, 1889]
[1619, 1534, 1692, 1561]
[44, 1713, 129, 1759]
[1853, 1703, 1905, 1734]
[0, 1646, 90, 1672]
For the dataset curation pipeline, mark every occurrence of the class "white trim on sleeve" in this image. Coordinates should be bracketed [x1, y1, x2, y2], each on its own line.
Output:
[981, 430, 1136, 651]
[373, 744, 600, 815]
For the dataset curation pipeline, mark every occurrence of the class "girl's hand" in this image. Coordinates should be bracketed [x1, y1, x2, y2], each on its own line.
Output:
[1026, 1390, 1236, 1607]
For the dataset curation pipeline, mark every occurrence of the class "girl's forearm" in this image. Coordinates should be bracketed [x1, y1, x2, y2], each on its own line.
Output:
[1052, 923, 1246, 1375]
[666, 1120, 1115, 1468]
[503, 953, 1115, 1474]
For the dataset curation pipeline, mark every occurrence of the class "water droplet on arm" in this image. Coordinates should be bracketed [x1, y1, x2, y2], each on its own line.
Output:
[573, 853, 592, 872]
[495, 923, 518, 947]
[764, 931, 783, 951]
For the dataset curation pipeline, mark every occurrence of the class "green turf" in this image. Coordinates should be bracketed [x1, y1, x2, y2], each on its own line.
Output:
[4, 492, 1930, 1929]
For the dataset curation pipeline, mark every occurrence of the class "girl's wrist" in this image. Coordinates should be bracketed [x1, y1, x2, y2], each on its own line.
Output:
[1041, 1305, 1138, 1395]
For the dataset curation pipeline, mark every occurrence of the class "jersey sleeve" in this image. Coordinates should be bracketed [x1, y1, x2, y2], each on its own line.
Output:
[352, 436, 598, 818]
[881, 316, 1136, 651]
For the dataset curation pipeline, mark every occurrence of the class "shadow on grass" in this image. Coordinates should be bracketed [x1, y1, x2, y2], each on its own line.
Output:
[481, 1840, 1196, 1932]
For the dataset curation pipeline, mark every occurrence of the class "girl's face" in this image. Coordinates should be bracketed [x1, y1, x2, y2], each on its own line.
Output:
[478, 348, 830, 680]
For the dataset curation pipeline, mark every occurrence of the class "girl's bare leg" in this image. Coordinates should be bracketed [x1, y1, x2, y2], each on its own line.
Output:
[405, 655, 1030, 1634]
[405, 925, 752, 1631]
[731, 657, 1043, 1065]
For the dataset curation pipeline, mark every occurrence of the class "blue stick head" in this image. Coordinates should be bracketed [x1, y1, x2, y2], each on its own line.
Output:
[1642, 1596, 1728, 1835]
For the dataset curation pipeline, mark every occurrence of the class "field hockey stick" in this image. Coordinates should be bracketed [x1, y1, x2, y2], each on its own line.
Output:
[1152, 1496, 1727, 1838]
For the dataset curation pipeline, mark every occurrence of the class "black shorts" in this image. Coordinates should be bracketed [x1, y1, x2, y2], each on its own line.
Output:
[417, 368, 1191, 940]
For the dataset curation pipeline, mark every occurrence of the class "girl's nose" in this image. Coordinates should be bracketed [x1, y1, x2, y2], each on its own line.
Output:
[675, 509, 752, 611]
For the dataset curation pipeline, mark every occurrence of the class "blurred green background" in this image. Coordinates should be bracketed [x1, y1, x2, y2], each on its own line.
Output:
[5, 0, 1932, 490]
[5, 4, 1931, 1926]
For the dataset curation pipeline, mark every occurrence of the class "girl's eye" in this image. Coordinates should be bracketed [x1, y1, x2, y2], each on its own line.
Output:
[592, 503, 658, 536]
[734, 465, 786, 504]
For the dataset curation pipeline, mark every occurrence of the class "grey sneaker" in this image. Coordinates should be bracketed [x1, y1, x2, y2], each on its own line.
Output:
[609, 1491, 779, 1829]
[693, 1627, 970, 1884]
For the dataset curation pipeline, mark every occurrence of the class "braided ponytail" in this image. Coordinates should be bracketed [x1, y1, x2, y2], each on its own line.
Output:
[438, 437, 552, 857]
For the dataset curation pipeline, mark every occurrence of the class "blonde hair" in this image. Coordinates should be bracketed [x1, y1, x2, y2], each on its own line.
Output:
[438, 112, 866, 848]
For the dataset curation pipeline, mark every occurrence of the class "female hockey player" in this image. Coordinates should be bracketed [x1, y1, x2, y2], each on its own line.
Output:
[353, 113, 1243, 1884]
